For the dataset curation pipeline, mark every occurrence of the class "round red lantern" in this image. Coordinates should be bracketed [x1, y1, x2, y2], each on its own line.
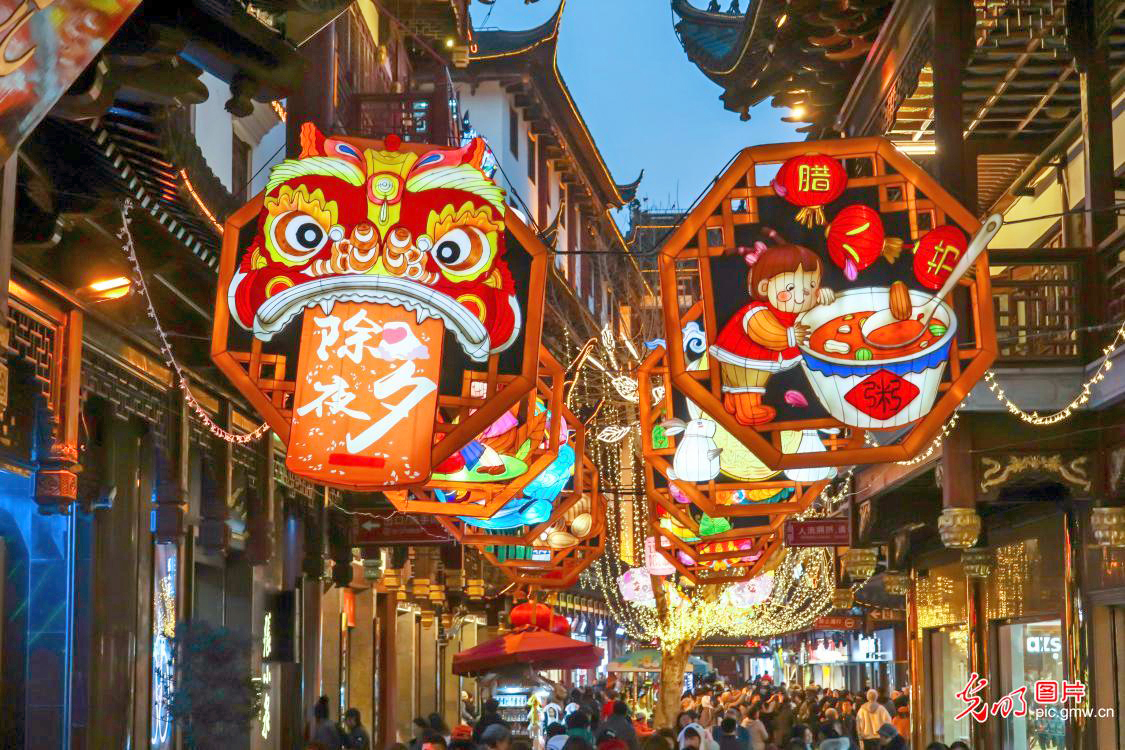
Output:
[509, 601, 553, 629]
[913, 225, 968, 290]
[825, 204, 903, 280]
[548, 613, 571, 636]
[771, 153, 847, 227]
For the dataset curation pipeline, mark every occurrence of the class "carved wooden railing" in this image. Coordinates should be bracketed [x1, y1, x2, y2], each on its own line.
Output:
[989, 249, 1086, 364]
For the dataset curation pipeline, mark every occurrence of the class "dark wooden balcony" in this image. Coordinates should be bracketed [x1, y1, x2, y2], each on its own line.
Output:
[341, 87, 460, 147]
[989, 250, 1087, 364]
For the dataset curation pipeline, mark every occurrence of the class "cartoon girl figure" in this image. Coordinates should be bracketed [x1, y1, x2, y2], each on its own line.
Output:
[709, 241, 835, 425]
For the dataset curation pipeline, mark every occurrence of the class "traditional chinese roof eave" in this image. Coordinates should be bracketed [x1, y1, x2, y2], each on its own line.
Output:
[672, 0, 895, 133]
[468, 1, 634, 209]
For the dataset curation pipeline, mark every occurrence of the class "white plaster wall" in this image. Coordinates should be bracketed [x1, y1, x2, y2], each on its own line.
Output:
[250, 118, 286, 197]
[195, 71, 235, 192]
[992, 88, 1125, 249]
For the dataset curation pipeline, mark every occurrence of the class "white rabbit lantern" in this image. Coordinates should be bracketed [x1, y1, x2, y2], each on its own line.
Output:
[782, 428, 839, 483]
[662, 417, 722, 482]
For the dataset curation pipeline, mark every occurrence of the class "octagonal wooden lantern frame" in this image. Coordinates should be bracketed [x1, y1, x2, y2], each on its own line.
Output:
[211, 133, 548, 489]
[480, 455, 606, 589]
[381, 346, 567, 517]
[657, 137, 997, 470]
[432, 398, 587, 538]
[637, 347, 831, 520]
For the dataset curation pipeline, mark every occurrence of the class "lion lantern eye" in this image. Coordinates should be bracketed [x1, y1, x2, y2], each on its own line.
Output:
[429, 226, 491, 278]
[271, 212, 330, 264]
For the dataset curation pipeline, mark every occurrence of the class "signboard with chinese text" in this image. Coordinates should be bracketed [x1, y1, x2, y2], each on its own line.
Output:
[813, 615, 862, 630]
[657, 138, 997, 470]
[353, 512, 454, 546]
[783, 518, 850, 547]
[212, 125, 547, 491]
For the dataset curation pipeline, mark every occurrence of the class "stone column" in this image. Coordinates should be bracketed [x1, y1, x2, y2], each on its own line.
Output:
[350, 587, 374, 725]
[419, 616, 438, 716]
[376, 592, 399, 749]
[396, 609, 417, 740]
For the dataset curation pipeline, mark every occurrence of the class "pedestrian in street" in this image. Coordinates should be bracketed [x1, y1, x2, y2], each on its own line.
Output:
[716, 717, 748, 750]
[875, 724, 905, 750]
[423, 733, 448, 750]
[855, 691, 891, 750]
[817, 722, 849, 750]
[890, 695, 909, 740]
[342, 708, 370, 750]
[948, 743, 970, 750]
[566, 709, 597, 746]
[429, 713, 451, 742]
[473, 700, 509, 744]
[309, 696, 344, 750]
[601, 700, 639, 750]
[547, 722, 570, 750]
[451, 725, 475, 750]
[461, 691, 478, 725]
[410, 718, 431, 750]
[480, 723, 513, 750]
[924, 743, 949, 750]
[742, 706, 768, 750]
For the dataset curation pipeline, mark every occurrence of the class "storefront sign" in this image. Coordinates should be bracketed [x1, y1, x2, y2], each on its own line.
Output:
[353, 512, 453, 546]
[851, 631, 893, 662]
[657, 137, 997, 470]
[213, 126, 547, 491]
[867, 607, 905, 623]
[784, 518, 850, 547]
[1026, 635, 1062, 654]
[150, 545, 176, 750]
[813, 615, 861, 630]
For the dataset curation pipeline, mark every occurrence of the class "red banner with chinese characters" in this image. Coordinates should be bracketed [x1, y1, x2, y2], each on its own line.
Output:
[783, 518, 850, 547]
[0, 0, 142, 160]
[813, 615, 861, 630]
[353, 512, 453, 546]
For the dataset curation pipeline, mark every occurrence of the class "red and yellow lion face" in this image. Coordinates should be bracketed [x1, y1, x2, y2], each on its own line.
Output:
[227, 123, 520, 361]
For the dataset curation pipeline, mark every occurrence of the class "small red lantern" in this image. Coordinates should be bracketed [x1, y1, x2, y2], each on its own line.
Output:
[825, 204, 903, 280]
[548, 613, 571, 636]
[509, 601, 554, 629]
[913, 225, 968, 290]
[772, 153, 847, 227]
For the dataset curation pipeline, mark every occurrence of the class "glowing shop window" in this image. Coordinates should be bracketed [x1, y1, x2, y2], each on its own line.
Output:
[997, 620, 1064, 750]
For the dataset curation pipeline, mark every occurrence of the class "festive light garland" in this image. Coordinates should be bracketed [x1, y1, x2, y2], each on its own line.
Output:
[984, 328, 1122, 424]
[179, 169, 223, 233]
[118, 200, 270, 444]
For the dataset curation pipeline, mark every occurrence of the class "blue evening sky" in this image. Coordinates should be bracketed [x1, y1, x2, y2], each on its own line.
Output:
[470, 0, 799, 219]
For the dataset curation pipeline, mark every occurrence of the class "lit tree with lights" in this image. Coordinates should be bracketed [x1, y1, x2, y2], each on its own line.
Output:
[584, 503, 841, 728]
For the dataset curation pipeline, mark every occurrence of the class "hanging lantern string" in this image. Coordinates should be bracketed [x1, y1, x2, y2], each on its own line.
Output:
[118, 200, 269, 444]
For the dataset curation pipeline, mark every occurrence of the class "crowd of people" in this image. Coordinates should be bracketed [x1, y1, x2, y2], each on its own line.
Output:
[304, 675, 973, 750]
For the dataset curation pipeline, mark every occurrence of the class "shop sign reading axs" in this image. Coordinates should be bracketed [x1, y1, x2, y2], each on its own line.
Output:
[212, 126, 547, 490]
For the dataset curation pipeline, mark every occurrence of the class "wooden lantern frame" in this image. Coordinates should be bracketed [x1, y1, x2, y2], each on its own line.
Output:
[433, 395, 586, 538]
[383, 346, 567, 517]
[211, 134, 548, 490]
[480, 455, 606, 589]
[658, 137, 997, 469]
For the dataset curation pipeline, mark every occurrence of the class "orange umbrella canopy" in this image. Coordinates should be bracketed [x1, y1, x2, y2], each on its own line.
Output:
[451, 626, 603, 675]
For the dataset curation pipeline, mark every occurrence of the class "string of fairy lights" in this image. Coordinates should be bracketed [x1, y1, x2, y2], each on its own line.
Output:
[118, 201, 270, 444]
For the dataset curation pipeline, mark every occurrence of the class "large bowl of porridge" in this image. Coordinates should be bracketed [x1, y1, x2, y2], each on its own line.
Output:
[796, 287, 957, 429]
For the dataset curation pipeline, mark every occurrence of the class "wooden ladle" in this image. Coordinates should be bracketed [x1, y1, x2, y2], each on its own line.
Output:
[859, 213, 1003, 350]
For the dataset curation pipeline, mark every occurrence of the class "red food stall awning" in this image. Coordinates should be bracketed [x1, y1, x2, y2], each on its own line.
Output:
[452, 627, 603, 675]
